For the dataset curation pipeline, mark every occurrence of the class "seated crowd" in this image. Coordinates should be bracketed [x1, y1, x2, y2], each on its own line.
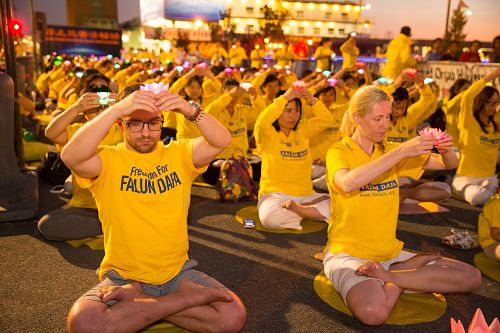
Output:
[16, 38, 500, 331]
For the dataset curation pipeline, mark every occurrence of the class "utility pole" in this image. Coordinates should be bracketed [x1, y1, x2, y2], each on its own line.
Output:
[444, 0, 451, 37]
[0, 0, 23, 166]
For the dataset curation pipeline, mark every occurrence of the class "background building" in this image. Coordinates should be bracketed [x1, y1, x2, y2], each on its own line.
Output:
[66, 0, 119, 29]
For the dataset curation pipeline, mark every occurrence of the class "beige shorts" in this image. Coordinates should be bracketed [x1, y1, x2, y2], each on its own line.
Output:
[322, 250, 416, 302]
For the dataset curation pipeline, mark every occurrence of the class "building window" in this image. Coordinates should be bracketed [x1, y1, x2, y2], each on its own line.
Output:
[313, 27, 320, 35]
[296, 10, 304, 18]
[341, 13, 348, 20]
[298, 27, 305, 34]
[338, 28, 345, 35]
[247, 24, 254, 34]
[325, 12, 332, 19]
[246, 7, 254, 14]
[328, 28, 334, 35]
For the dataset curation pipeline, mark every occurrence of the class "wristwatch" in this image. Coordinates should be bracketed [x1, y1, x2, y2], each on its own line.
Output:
[185, 101, 205, 123]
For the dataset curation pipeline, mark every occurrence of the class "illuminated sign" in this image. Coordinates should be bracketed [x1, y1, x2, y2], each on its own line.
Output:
[43, 25, 122, 56]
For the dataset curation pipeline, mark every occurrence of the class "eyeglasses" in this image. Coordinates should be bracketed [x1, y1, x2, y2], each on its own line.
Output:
[485, 100, 499, 106]
[121, 118, 163, 133]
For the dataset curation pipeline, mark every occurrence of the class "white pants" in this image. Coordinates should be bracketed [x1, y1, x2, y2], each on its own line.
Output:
[452, 175, 499, 206]
[258, 192, 330, 230]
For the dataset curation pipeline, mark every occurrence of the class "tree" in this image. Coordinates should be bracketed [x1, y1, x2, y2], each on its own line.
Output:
[258, 4, 290, 38]
[443, 1, 467, 49]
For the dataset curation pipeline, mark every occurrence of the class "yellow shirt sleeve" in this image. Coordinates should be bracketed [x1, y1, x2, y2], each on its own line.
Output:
[406, 85, 437, 127]
[395, 154, 429, 179]
[478, 194, 500, 249]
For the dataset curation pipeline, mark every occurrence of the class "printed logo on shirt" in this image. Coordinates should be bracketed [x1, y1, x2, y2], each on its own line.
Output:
[229, 127, 246, 136]
[323, 127, 340, 134]
[119, 165, 182, 194]
[280, 149, 308, 159]
[480, 136, 500, 145]
[360, 180, 398, 192]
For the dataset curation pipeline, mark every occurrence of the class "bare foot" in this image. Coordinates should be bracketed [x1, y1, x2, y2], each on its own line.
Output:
[389, 253, 442, 271]
[176, 280, 233, 309]
[99, 282, 146, 303]
[355, 261, 393, 283]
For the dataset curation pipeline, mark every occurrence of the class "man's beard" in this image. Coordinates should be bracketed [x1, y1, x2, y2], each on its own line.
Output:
[129, 137, 158, 153]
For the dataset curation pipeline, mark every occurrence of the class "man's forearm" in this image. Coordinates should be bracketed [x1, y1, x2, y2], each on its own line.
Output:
[195, 113, 231, 150]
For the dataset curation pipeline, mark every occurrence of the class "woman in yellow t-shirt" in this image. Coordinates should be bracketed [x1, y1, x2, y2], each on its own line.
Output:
[451, 67, 500, 206]
[442, 78, 471, 148]
[38, 82, 122, 241]
[384, 79, 452, 204]
[254, 87, 334, 230]
[313, 38, 334, 71]
[478, 193, 500, 261]
[202, 79, 266, 184]
[340, 35, 360, 70]
[307, 85, 349, 191]
[323, 85, 480, 326]
[164, 67, 223, 140]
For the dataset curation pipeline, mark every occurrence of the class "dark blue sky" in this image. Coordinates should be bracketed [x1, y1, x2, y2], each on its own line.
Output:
[12, 0, 500, 41]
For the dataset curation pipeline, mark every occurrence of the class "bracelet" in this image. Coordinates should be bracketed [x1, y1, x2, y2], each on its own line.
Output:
[185, 101, 205, 123]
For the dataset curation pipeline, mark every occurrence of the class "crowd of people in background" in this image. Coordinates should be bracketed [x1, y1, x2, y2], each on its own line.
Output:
[9, 26, 500, 331]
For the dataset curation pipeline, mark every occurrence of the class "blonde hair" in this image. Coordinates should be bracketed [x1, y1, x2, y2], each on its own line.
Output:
[340, 85, 390, 137]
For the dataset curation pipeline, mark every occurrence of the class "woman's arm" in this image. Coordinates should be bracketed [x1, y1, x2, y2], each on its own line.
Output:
[332, 136, 436, 193]
[45, 92, 101, 146]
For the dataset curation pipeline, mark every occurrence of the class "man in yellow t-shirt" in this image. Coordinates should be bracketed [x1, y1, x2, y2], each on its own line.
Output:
[478, 193, 500, 261]
[229, 41, 248, 67]
[61, 85, 246, 333]
[382, 26, 416, 80]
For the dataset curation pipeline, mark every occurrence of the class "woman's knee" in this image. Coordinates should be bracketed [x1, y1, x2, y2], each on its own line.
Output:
[465, 187, 493, 206]
[351, 303, 391, 326]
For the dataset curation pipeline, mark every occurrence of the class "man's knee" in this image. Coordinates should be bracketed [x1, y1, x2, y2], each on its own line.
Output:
[462, 265, 482, 291]
[212, 301, 247, 333]
[67, 301, 107, 333]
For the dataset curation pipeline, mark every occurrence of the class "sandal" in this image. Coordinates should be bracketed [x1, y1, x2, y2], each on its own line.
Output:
[441, 229, 479, 250]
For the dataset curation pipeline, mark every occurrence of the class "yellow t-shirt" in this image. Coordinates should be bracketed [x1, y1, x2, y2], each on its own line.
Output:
[308, 102, 349, 161]
[250, 49, 265, 69]
[442, 92, 464, 147]
[340, 42, 359, 70]
[65, 123, 123, 209]
[326, 136, 428, 261]
[275, 47, 296, 67]
[229, 46, 248, 67]
[255, 96, 333, 197]
[385, 85, 436, 150]
[382, 33, 416, 79]
[78, 140, 205, 284]
[478, 194, 500, 249]
[163, 76, 222, 131]
[314, 45, 333, 71]
[457, 79, 500, 177]
[206, 93, 266, 159]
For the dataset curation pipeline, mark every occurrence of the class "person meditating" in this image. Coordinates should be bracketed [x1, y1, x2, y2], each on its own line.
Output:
[323, 85, 482, 326]
[254, 84, 333, 230]
[61, 83, 246, 333]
